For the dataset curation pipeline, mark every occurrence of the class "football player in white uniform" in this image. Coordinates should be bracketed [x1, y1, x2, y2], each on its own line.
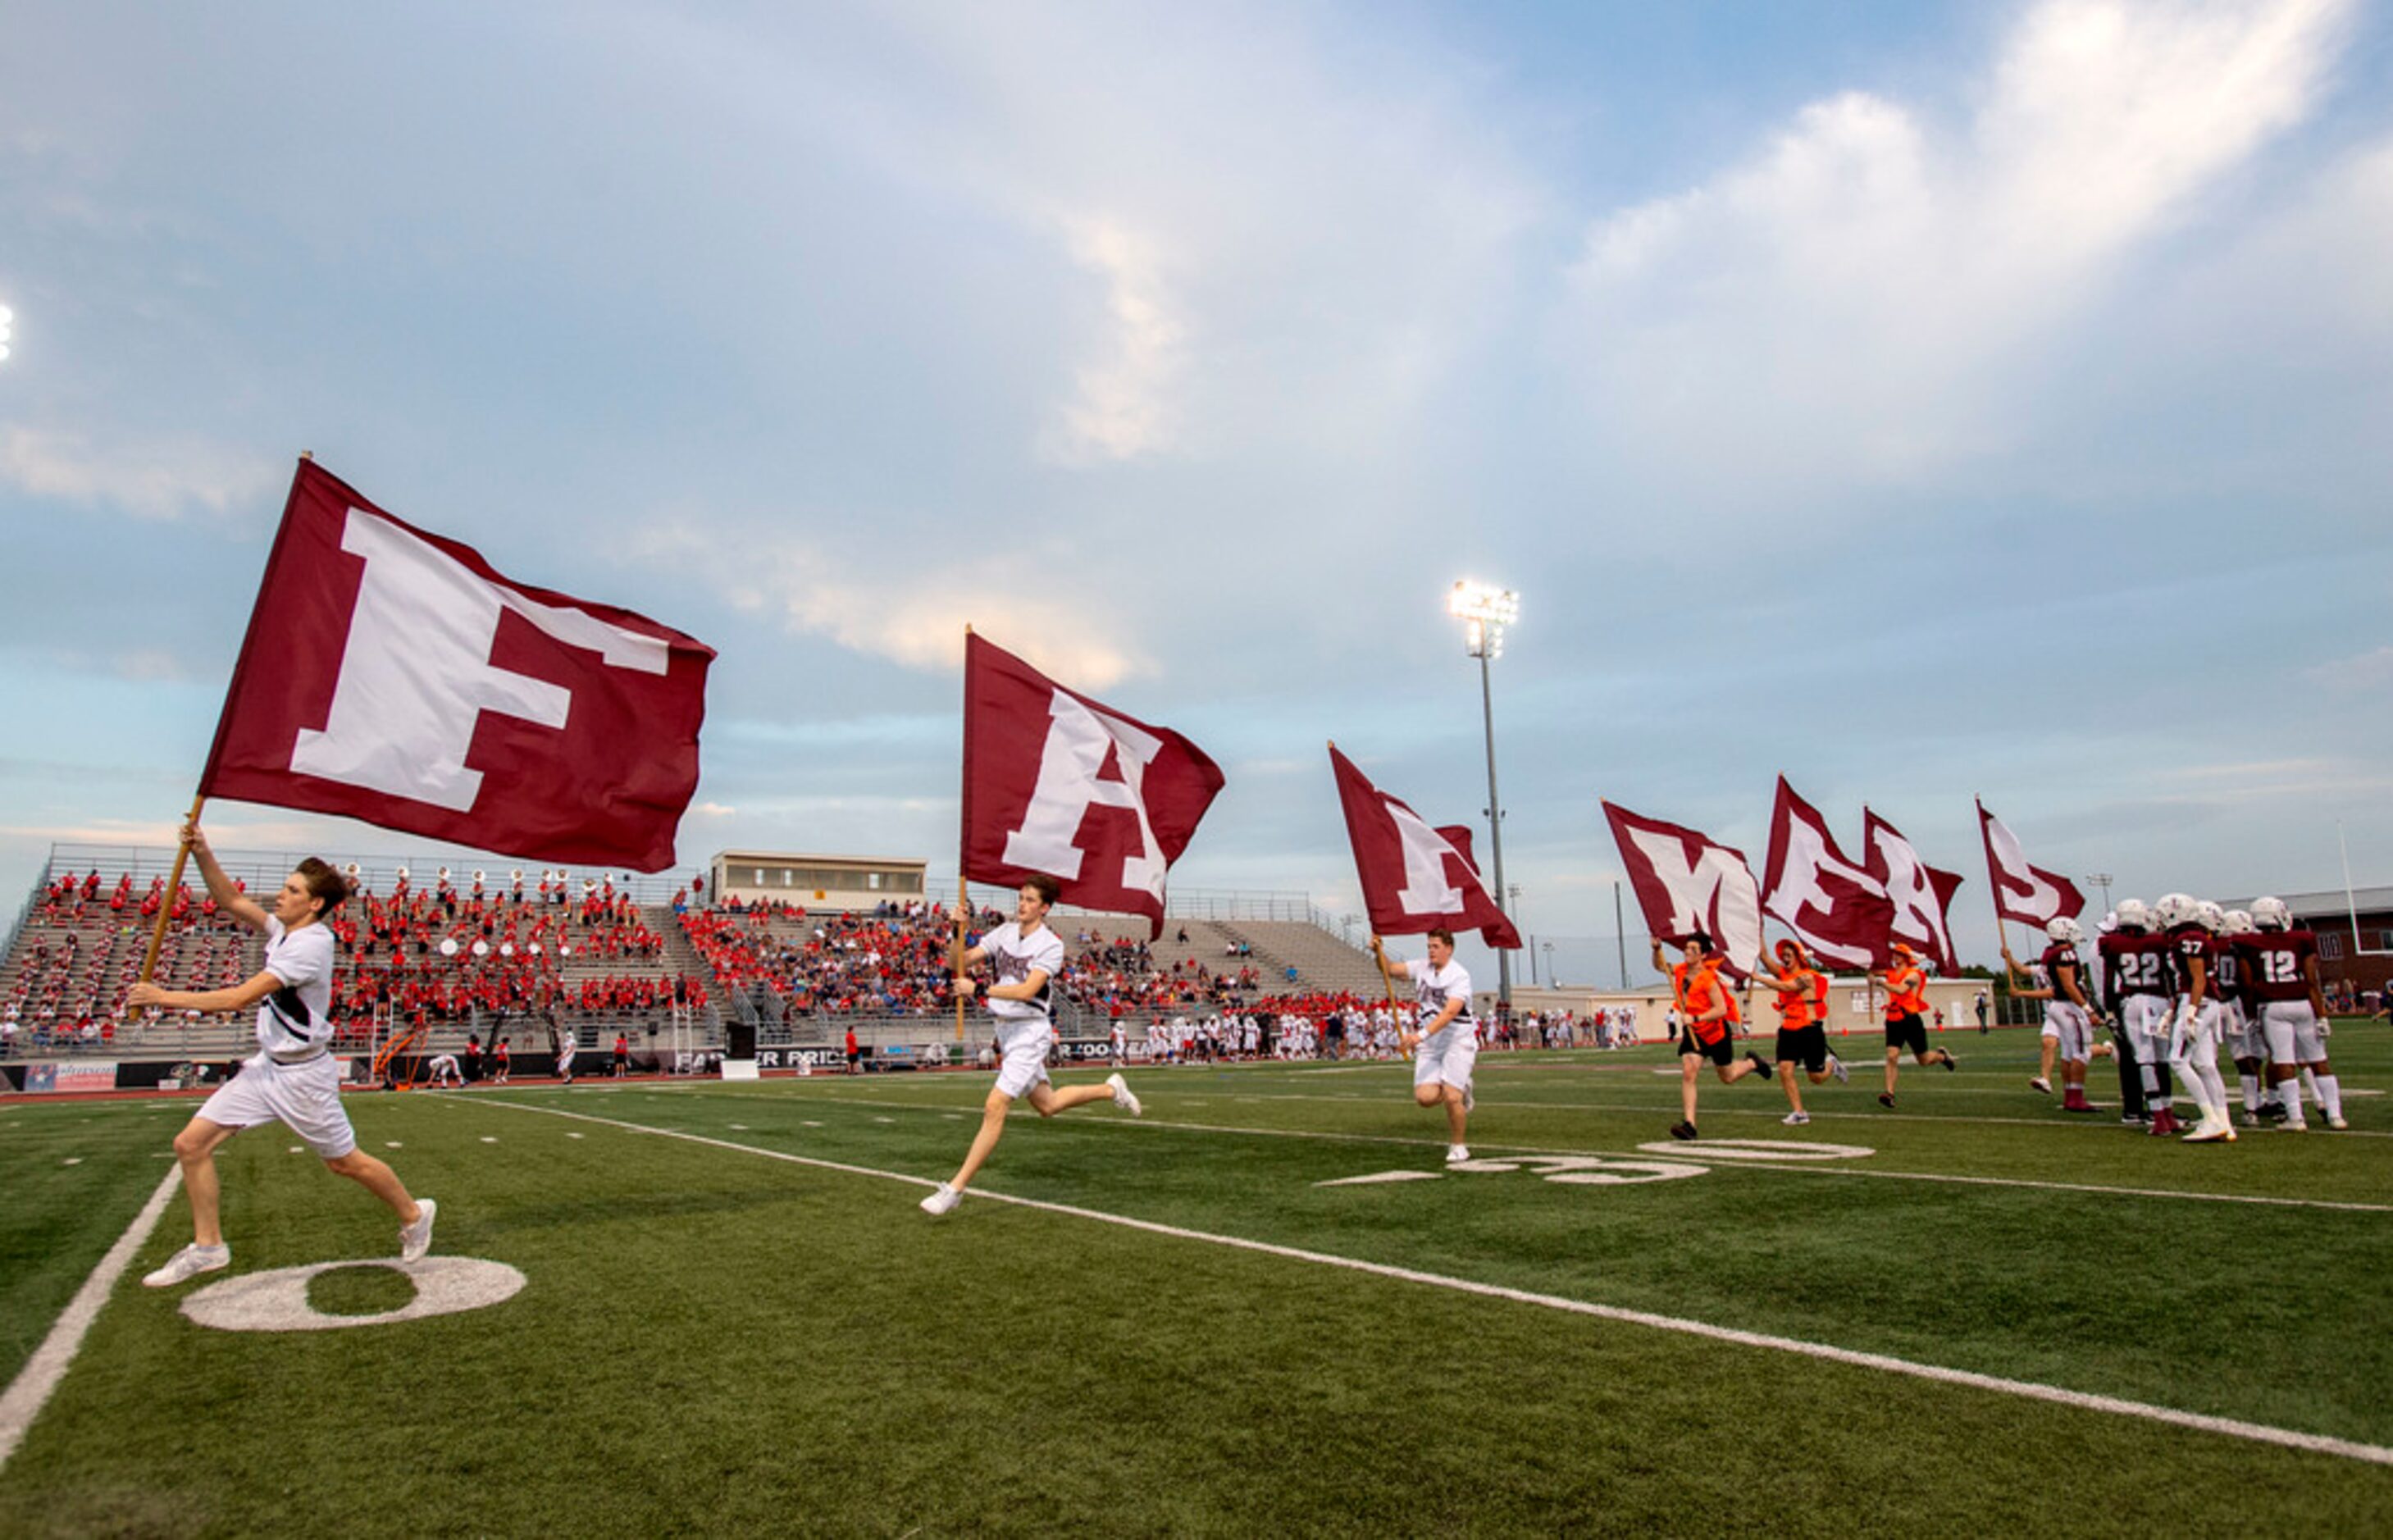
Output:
[2243, 897, 2345, 1130]
[2003, 916, 2103, 1112]
[921, 876, 1142, 1216]
[2155, 894, 2234, 1142]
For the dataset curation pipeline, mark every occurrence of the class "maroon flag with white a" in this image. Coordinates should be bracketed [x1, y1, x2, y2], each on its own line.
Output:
[1761, 777, 1894, 969]
[1862, 807, 1963, 974]
[1976, 799, 2086, 927]
[961, 632, 1224, 938]
[200, 458, 714, 871]
[1329, 745, 1520, 948]
[1602, 800, 1763, 976]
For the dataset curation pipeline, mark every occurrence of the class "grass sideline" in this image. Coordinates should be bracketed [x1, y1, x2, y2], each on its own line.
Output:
[2, 1024, 2389, 1535]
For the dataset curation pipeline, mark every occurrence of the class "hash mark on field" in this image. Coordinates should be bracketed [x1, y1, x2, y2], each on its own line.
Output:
[480, 1137, 498, 1144]
[873, 1117, 895, 1124]
[289, 1146, 303, 1154]
[60, 1158, 80, 1166]
[385, 1141, 402, 1149]
[459, 1096, 2393, 1469]
[567, 1132, 584, 1139]
[729, 1124, 747, 1131]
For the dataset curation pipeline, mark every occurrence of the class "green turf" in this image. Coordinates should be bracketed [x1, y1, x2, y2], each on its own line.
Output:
[2, 1024, 2389, 1536]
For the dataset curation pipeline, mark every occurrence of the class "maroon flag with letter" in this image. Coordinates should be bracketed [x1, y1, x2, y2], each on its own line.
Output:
[1602, 800, 1763, 976]
[1862, 807, 1963, 974]
[1329, 745, 1520, 947]
[1976, 799, 2086, 927]
[961, 632, 1224, 938]
[1761, 777, 1894, 969]
[200, 458, 713, 871]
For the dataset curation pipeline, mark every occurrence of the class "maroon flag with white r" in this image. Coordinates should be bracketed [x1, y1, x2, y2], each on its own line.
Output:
[1976, 798, 2086, 927]
[1329, 745, 1520, 948]
[1602, 800, 1763, 977]
[961, 632, 1224, 939]
[1863, 807, 1964, 974]
[1761, 777, 1894, 969]
[201, 458, 714, 870]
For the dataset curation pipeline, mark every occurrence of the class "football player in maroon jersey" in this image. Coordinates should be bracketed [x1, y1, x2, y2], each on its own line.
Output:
[2243, 897, 2345, 1130]
[2099, 900, 2180, 1131]
[2155, 895, 2233, 1142]
[2003, 916, 2102, 1111]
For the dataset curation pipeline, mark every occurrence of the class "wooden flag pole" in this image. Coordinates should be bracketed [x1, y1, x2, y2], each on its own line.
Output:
[138, 792, 207, 987]
[955, 623, 973, 1044]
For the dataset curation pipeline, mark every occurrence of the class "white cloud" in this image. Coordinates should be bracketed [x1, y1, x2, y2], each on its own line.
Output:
[2308, 645, 2393, 693]
[0, 423, 280, 522]
[633, 522, 1147, 688]
[1041, 215, 1187, 465]
[1559, 0, 2356, 505]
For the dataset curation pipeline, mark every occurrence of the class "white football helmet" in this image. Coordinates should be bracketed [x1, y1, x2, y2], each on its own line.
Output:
[2046, 916, 2085, 946]
[2222, 909, 2254, 934]
[2113, 899, 2152, 932]
[2154, 893, 2200, 931]
[2099, 910, 2118, 934]
[2195, 900, 2226, 933]
[2251, 895, 2291, 931]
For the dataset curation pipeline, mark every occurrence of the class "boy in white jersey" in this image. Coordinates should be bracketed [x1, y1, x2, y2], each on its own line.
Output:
[129, 821, 434, 1287]
[921, 876, 1142, 1215]
[1370, 927, 1477, 1165]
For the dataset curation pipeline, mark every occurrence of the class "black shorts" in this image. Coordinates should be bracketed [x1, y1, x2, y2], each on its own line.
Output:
[1678, 1030, 1735, 1068]
[1885, 1014, 1928, 1055]
[1775, 1024, 1828, 1073]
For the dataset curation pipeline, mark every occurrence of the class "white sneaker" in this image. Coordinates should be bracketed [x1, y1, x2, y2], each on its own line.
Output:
[1828, 1055, 1848, 1085]
[920, 1182, 961, 1216]
[1445, 1144, 1471, 1165]
[1105, 1073, 1142, 1117]
[2327, 1114, 2350, 1131]
[2029, 1077, 2052, 1095]
[2278, 1119, 2308, 1132]
[143, 1242, 230, 1289]
[1781, 1110, 1810, 1126]
[2182, 1115, 2231, 1144]
[399, 1198, 437, 1263]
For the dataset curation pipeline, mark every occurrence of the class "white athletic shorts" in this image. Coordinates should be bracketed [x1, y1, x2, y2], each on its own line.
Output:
[2167, 999, 2222, 1072]
[993, 1022, 1057, 1100]
[2260, 1001, 2327, 1064]
[2041, 1003, 2092, 1062]
[2218, 999, 2262, 1061]
[197, 1053, 358, 1160]
[1413, 1022, 1479, 1092]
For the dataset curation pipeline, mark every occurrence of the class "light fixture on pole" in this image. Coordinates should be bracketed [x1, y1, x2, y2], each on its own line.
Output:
[1448, 578, 1519, 1014]
[2083, 873, 2113, 918]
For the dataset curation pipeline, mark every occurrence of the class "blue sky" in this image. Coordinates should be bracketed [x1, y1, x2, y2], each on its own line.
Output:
[2, 0, 2389, 979]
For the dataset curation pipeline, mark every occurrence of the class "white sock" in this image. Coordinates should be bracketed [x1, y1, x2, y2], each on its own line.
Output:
[2239, 1073, 2260, 1112]
[2315, 1074, 2343, 1122]
[2278, 1079, 2304, 1121]
[2304, 1068, 2320, 1100]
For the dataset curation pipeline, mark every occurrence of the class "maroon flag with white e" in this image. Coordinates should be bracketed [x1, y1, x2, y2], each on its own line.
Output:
[1976, 798, 2086, 927]
[1602, 800, 1763, 976]
[1761, 777, 1894, 969]
[200, 458, 714, 871]
[961, 632, 1224, 939]
[1862, 807, 1964, 974]
[1329, 745, 1520, 948]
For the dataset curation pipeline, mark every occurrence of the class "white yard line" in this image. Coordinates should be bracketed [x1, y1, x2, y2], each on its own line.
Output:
[459, 1095, 2393, 1468]
[0, 1166, 182, 1473]
[686, 1089, 2393, 1215]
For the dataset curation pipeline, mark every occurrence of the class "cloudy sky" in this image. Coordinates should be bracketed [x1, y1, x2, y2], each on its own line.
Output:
[2, 0, 2388, 980]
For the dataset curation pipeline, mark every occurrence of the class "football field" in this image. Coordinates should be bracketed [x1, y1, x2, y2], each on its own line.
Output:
[4, 1027, 2391, 1537]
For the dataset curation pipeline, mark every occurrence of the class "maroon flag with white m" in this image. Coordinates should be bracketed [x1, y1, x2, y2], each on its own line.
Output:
[1761, 777, 1894, 969]
[200, 458, 714, 871]
[1602, 800, 1763, 976]
[1976, 798, 2086, 927]
[1329, 745, 1520, 948]
[1863, 807, 1964, 974]
[961, 632, 1225, 939]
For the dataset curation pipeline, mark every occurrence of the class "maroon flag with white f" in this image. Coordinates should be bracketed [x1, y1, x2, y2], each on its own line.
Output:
[1602, 800, 1763, 976]
[1329, 745, 1520, 948]
[1761, 777, 1894, 969]
[1976, 798, 2086, 927]
[961, 632, 1224, 938]
[1862, 807, 1964, 974]
[200, 459, 714, 871]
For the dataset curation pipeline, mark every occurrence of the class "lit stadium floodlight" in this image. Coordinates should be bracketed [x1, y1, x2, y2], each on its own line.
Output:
[1447, 580, 1517, 660]
[1448, 577, 1520, 1009]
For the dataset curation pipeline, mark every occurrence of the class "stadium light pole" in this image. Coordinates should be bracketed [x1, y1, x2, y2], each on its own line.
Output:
[2083, 873, 2113, 917]
[1542, 940, 1555, 989]
[1449, 579, 1518, 1014]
